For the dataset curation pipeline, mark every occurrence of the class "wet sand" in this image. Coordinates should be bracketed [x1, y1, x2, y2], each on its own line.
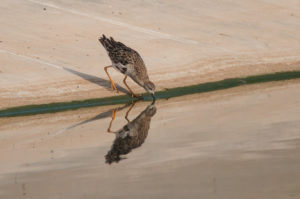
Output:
[0, 81, 300, 199]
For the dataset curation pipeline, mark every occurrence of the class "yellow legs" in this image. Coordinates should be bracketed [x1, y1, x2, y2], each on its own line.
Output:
[104, 67, 141, 98]
[123, 75, 141, 98]
[107, 108, 118, 133]
[104, 66, 118, 92]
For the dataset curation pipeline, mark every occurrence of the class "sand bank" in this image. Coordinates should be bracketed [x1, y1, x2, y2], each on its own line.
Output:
[1, 0, 300, 108]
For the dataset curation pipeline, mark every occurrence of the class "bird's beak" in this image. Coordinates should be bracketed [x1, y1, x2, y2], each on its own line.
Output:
[151, 93, 156, 103]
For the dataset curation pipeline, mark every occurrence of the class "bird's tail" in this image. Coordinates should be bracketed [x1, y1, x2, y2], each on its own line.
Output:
[99, 34, 128, 52]
[98, 34, 117, 52]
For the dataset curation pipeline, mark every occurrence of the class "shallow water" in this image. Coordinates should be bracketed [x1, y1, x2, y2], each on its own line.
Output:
[0, 83, 300, 199]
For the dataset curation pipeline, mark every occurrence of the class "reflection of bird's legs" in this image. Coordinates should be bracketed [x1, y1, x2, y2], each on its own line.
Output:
[107, 108, 118, 133]
[123, 75, 141, 98]
[104, 65, 118, 92]
[125, 101, 138, 122]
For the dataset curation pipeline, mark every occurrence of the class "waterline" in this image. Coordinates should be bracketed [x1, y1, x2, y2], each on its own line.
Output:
[1, 71, 299, 117]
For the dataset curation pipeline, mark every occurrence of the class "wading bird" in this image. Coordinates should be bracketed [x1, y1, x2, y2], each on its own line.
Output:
[99, 35, 156, 100]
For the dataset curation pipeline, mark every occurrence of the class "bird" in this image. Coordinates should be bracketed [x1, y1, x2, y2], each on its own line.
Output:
[105, 101, 157, 164]
[98, 34, 156, 100]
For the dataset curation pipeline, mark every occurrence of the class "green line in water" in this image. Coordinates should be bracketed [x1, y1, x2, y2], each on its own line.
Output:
[1, 70, 300, 118]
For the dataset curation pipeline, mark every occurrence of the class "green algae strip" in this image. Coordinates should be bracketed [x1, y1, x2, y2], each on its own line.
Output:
[1, 70, 300, 118]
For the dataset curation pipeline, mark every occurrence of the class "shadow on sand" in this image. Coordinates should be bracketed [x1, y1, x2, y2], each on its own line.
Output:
[63, 67, 129, 94]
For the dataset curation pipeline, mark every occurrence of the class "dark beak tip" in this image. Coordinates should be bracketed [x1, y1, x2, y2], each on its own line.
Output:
[151, 93, 156, 103]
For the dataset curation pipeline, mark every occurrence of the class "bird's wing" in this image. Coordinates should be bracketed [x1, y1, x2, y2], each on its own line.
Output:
[99, 34, 140, 65]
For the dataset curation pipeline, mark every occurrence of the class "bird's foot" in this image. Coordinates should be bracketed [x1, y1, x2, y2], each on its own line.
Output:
[130, 93, 142, 99]
[110, 82, 119, 93]
[111, 87, 119, 93]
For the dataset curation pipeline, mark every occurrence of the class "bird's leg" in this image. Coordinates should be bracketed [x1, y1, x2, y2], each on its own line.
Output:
[104, 65, 118, 92]
[125, 101, 138, 123]
[123, 75, 142, 98]
[107, 108, 118, 133]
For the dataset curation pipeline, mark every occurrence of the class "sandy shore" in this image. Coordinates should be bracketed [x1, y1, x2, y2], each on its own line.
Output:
[1, 0, 300, 108]
[0, 80, 300, 198]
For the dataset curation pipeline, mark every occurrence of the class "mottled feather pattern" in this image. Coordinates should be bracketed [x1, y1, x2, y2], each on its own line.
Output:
[99, 34, 139, 65]
[99, 34, 149, 85]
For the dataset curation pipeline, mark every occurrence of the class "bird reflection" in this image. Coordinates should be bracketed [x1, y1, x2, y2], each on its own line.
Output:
[105, 101, 157, 164]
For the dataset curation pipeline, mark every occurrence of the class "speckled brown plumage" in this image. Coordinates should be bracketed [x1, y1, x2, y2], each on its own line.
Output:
[99, 34, 156, 99]
[105, 103, 156, 164]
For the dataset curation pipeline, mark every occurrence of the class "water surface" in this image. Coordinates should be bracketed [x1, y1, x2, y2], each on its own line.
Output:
[0, 82, 300, 199]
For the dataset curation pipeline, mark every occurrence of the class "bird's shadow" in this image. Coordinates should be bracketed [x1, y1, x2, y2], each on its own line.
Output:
[63, 67, 129, 94]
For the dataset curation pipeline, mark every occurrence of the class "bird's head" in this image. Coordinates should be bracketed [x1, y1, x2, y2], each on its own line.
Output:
[144, 81, 156, 100]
